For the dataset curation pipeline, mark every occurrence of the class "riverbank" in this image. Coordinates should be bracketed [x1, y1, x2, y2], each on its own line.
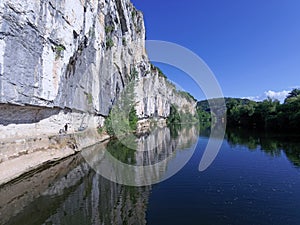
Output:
[0, 117, 169, 187]
[0, 129, 110, 187]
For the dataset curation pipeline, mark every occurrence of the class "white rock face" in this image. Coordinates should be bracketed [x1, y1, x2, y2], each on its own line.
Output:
[134, 74, 196, 119]
[0, 0, 196, 139]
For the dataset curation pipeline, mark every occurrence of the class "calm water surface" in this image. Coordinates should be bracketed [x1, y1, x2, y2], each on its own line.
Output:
[1, 127, 300, 225]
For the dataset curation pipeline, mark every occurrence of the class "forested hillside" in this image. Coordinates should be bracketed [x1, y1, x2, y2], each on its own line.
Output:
[197, 89, 300, 132]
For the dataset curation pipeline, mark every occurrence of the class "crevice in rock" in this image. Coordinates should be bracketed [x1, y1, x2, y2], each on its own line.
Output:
[73, 30, 79, 39]
[0, 31, 15, 39]
[65, 36, 88, 78]
[115, 0, 128, 35]
[114, 63, 125, 88]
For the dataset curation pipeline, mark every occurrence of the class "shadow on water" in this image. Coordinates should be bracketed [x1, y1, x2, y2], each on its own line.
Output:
[0, 125, 198, 225]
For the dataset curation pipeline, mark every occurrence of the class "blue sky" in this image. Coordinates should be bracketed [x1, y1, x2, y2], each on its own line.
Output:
[131, 0, 300, 101]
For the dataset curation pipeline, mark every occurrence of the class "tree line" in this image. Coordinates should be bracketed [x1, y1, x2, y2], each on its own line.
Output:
[197, 89, 300, 132]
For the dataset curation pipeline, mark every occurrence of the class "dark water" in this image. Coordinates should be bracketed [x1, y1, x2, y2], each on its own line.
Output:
[1, 127, 300, 225]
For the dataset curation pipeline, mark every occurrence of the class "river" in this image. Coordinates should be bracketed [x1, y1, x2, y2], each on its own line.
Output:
[1, 126, 300, 225]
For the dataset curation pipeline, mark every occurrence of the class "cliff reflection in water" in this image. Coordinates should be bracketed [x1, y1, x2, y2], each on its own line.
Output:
[0, 125, 198, 225]
[82, 125, 198, 186]
[226, 128, 300, 168]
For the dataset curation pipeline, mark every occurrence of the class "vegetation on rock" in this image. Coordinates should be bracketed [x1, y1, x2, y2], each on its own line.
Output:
[106, 38, 114, 49]
[102, 82, 138, 136]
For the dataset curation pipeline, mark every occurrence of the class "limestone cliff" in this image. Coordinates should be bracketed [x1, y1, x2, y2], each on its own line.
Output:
[0, 0, 196, 140]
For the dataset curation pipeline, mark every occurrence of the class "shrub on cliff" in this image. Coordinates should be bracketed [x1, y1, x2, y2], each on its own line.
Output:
[129, 107, 138, 130]
[103, 82, 138, 136]
[167, 104, 181, 125]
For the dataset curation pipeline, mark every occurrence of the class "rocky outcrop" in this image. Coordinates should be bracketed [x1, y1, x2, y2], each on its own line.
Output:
[0, 0, 195, 134]
[135, 72, 196, 119]
[0, 0, 196, 185]
[0, 128, 109, 186]
[0, 0, 145, 112]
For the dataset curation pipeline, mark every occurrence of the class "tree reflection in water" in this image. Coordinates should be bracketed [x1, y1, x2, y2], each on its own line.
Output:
[225, 128, 300, 167]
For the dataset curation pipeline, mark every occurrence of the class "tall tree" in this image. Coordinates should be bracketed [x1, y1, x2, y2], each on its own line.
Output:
[285, 89, 300, 102]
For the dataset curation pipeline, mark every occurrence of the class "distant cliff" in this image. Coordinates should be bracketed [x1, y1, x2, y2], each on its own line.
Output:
[0, 0, 196, 139]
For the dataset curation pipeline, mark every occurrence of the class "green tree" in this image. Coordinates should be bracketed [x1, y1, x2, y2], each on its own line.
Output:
[285, 88, 300, 101]
[129, 106, 138, 130]
[197, 109, 211, 123]
[167, 104, 181, 125]
[279, 94, 300, 130]
[104, 81, 139, 136]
